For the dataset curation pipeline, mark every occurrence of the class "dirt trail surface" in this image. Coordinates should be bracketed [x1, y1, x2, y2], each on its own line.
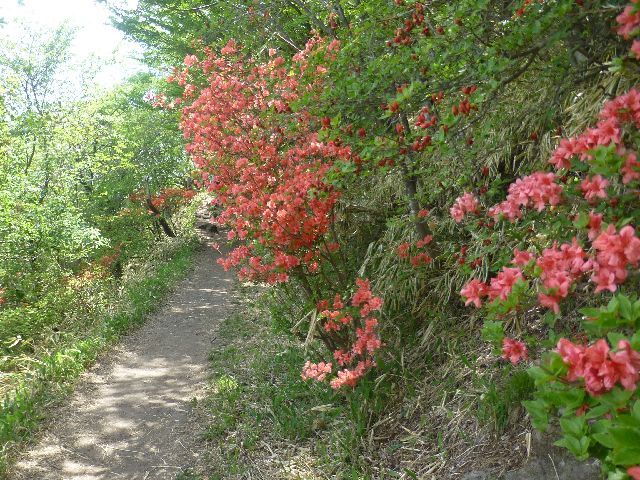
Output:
[10, 234, 232, 480]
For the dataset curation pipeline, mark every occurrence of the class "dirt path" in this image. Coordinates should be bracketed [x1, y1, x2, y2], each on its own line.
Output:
[10, 234, 232, 480]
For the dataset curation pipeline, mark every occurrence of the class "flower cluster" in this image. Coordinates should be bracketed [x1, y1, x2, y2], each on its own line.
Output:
[450, 192, 479, 222]
[580, 175, 609, 201]
[458, 82, 640, 313]
[591, 224, 640, 293]
[301, 361, 332, 381]
[502, 337, 528, 364]
[488, 172, 563, 221]
[488, 267, 524, 301]
[550, 89, 639, 171]
[352, 278, 383, 317]
[616, 1, 640, 40]
[396, 235, 433, 266]
[558, 338, 640, 396]
[174, 39, 351, 284]
[460, 265, 525, 308]
[536, 240, 588, 313]
[305, 278, 383, 390]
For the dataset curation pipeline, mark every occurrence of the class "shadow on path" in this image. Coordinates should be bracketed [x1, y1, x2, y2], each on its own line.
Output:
[10, 234, 233, 480]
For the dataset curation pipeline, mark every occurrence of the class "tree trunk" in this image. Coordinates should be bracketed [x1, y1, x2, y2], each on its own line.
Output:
[145, 197, 176, 237]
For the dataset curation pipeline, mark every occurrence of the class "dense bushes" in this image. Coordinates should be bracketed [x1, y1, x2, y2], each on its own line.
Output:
[108, 0, 640, 476]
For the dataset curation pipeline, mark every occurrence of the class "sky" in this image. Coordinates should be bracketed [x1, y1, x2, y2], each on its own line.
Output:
[0, 0, 144, 91]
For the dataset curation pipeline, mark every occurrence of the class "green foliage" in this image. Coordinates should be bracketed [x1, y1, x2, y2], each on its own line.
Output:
[478, 369, 535, 433]
[98, 0, 640, 476]
[0, 20, 199, 474]
[0, 238, 197, 474]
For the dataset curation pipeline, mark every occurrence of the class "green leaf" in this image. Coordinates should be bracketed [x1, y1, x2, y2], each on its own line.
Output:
[541, 351, 568, 377]
[527, 366, 552, 386]
[609, 426, 640, 448]
[599, 388, 635, 409]
[554, 434, 589, 459]
[618, 295, 634, 321]
[607, 469, 627, 480]
[610, 447, 640, 466]
[585, 404, 610, 420]
[481, 320, 504, 345]
[560, 415, 587, 438]
[592, 432, 615, 449]
[573, 211, 589, 229]
[608, 332, 626, 349]
[633, 400, 640, 422]
[523, 399, 549, 431]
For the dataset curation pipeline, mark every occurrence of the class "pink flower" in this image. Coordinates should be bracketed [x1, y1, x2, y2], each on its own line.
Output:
[591, 265, 619, 293]
[622, 151, 640, 184]
[557, 338, 640, 396]
[628, 466, 640, 480]
[397, 242, 411, 259]
[416, 235, 433, 248]
[589, 118, 621, 147]
[621, 225, 640, 264]
[633, 40, 640, 60]
[580, 175, 609, 201]
[582, 339, 616, 395]
[410, 253, 432, 266]
[488, 199, 521, 222]
[512, 248, 535, 266]
[587, 211, 603, 241]
[550, 138, 577, 169]
[333, 294, 344, 309]
[460, 279, 488, 308]
[301, 361, 332, 381]
[557, 338, 586, 382]
[532, 239, 587, 313]
[502, 337, 528, 364]
[617, 5, 640, 39]
[488, 267, 524, 301]
[220, 39, 238, 55]
[352, 278, 383, 317]
[450, 192, 479, 222]
[591, 225, 640, 292]
[537, 271, 572, 313]
[417, 209, 429, 217]
[488, 172, 562, 221]
[184, 54, 198, 67]
[330, 359, 373, 389]
[333, 349, 353, 367]
[610, 340, 640, 390]
[352, 318, 382, 355]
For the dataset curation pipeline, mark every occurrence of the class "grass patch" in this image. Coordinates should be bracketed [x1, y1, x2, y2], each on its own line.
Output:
[192, 287, 538, 480]
[477, 369, 535, 433]
[194, 287, 429, 480]
[0, 238, 199, 475]
[195, 289, 349, 479]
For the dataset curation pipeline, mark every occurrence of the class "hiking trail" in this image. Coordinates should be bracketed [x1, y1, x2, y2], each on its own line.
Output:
[10, 233, 231, 480]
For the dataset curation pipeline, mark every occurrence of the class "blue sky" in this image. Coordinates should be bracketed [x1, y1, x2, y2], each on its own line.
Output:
[0, 0, 144, 90]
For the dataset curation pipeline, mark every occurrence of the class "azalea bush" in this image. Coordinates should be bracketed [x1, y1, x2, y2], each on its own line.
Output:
[138, 0, 640, 474]
[454, 5, 640, 475]
[170, 38, 389, 389]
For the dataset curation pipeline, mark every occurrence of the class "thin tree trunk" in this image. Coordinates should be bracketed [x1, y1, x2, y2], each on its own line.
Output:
[399, 112, 429, 238]
[146, 198, 176, 237]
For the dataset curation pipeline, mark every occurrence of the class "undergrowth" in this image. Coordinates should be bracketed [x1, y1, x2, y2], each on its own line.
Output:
[189, 283, 541, 479]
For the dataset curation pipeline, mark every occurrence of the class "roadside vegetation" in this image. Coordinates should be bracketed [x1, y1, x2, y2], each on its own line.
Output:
[0, 22, 201, 474]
